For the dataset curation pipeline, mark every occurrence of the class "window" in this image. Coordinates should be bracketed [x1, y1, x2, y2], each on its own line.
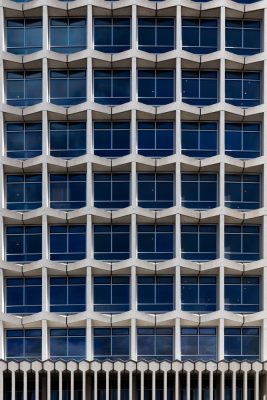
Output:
[138, 70, 174, 105]
[181, 327, 217, 361]
[94, 70, 131, 105]
[50, 277, 86, 313]
[182, 19, 218, 54]
[6, 277, 42, 314]
[225, 225, 260, 261]
[225, 174, 261, 210]
[226, 20, 261, 55]
[6, 226, 42, 263]
[225, 276, 260, 313]
[50, 70, 86, 106]
[6, 329, 42, 360]
[6, 174, 42, 211]
[6, 71, 42, 107]
[225, 71, 261, 107]
[49, 225, 86, 262]
[49, 122, 86, 159]
[49, 173, 86, 210]
[94, 225, 130, 261]
[50, 328, 86, 360]
[182, 70, 218, 106]
[50, 18, 86, 53]
[181, 173, 217, 209]
[225, 123, 261, 159]
[181, 122, 218, 158]
[138, 225, 174, 261]
[94, 173, 130, 209]
[138, 121, 174, 158]
[181, 225, 217, 261]
[138, 173, 174, 209]
[138, 18, 175, 53]
[224, 328, 260, 361]
[181, 276, 216, 312]
[94, 18, 131, 53]
[6, 19, 42, 54]
[137, 276, 174, 312]
[94, 276, 130, 313]
[94, 328, 130, 360]
[93, 121, 130, 158]
[137, 328, 173, 361]
[6, 122, 42, 159]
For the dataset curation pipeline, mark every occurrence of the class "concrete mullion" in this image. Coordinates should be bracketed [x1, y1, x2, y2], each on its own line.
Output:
[220, 7, 225, 51]
[42, 58, 48, 103]
[87, 5, 93, 50]
[43, 6, 49, 51]
[87, 109, 93, 155]
[87, 214, 93, 259]
[42, 110, 49, 156]
[132, 5, 137, 51]
[131, 109, 137, 156]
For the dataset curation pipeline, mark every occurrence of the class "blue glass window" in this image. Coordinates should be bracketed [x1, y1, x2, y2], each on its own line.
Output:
[182, 19, 218, 54]
[94, 276, 130, 313]
[50, 277, 86, 313]
[225, 276, 260, 313]
[137, 327, 173, 361]
[49, 225, 86, 262]
[94, 173, 130, 209]
[181, 327, 217, 361]
[181, 225, 217, 261]
[137, 276, 174, 312]
[138, 225, 174, 261]
[49, 173, 86, 210]
[50, 328, 86, 360]
[181, 122, 218, 158]
[94, 328, 130, 360]
[94, 70, 131, 105]
[6, 174, 42, 211]
[6, 19, 42, 54]
[49, 121, 86, 159]
[182, 70, 218, 106]
[6, 277, 42, 314]
[138, 18, 175, 53]
[6, 329, 42, 360]
[6, 122, 42, 160]
[181, 276, 217, 312]
[225, 225, 260, 261]
[6, 226, 42, 263]
[94, 18, 130, 53]
[225, 174, 261, 210]
[226, 20, 261, 55]
[181, 173, 217, 209]
[224, 327, 260, 361]
[225, 71, 261, 107]
[138, 173, 174, 209]
[93, 121, 130, 158]
[50, 70, 86, 106]
[94, 225, 130, 261]
[50, 18, 86, 53]
[138, 121, 174, 158]
[6, 71, 42, 107]
[225, 123, 261, 159]
[138, 70, 174, 106]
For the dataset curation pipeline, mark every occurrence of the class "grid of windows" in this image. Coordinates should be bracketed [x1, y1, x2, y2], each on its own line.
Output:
[0, 0, 266, 369]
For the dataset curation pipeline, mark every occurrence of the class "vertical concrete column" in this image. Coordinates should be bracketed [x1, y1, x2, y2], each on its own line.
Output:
[131, 160, 137, 207]
[175, 110, 181, 155]
[131, 57, 137, 103]
[175, 161, 180, 207]
[0, 7, 4, 52]
[263, 267, 267, 314]
[42, 266, 48, 312]
[176, 6, 182, 51]
[87, 109, 93, 156]
[86, 319, 92, 361]
[131, 266, 137, 311]
[131, 318, 137, 361]
[176, 57, 181, 104]
[218, 266, 224, 311]
[87, 57, 93, 103]
[42, 111, 49, 156]
[218, 214, 224, 260]
[0, 215, 4, 262]
[0, 322, 4, 359]
[0, 268, 4, 313]
[42, 163, 49, 208]
[58, 369, 63, 400]
[132, 5, 137, 51]
[87, 266, 93, 312]
[175, 266, 181, 311]
[219, 58, 225, 104]
[0, 112, 4, 157]
[131, 213, 137, 258]
[42, 319, 48, 360]
[219, 7, 225, 51]
[175, 214, 181, 259]
[0, 362, 5, 400]
[262, 319, 267, 362]
[23, 370, 27, 400]
[87, 214, 92, 259]
[87, 160, 93, 208]
[87, 5, 93, 50]
[43, 6, 49, 51]
[131, 109, 137, 156]
[11, 369, 16, 400]
[174, 318, 181, 360]
[219, 161, 224, 208]
[218, 318, 224, 361]
[186, 370, 190, 400]
[42, 57, 48, 104]
[0, 58, 3, 105]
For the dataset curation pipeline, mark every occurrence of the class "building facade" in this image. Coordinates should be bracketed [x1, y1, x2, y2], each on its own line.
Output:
[0, 0, 267, 398]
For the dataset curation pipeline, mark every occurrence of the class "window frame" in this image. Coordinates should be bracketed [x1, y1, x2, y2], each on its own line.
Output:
[49, 121, 86, 159]
[181, 327, 217, 361]
[137, 121, 174, 158]
[137, 224, 174, 261]
[5, 70, 42, 107]
[224, 122, 261, 159]
[5, 122, 42, 160]
[182, 18, 219, 54]
[225, 70, 261, 107]
[224, 173, 261, 210]
[49, 69, 87, 106]
[49, 328, 86, 361]
[6, 18, 42, 55]
[5, 225, 42, 263]
[93, 69, 131, 106]
[93, 172, 131, 209]
[6, 173, 42, 211]
[49, 17, 87, 54]
[94, 17, 131, 53]
[49, 173, 87, 210]
[182, 70, 218, 106]
[225, 19, 261, 55]
[138, 17, 175, 54]
[5, 277, 42, 315]
[49, 276, 86, 313]
[137, 69, 175, 106]
[137, 172, 174, 209]
[181, 275, 217, 313]
[181, 172, 218, 209]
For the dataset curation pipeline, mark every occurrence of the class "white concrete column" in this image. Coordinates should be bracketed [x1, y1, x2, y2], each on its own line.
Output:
[87, 57, 93, 103]
[87, 214, 93, 259]
[131, 318, 137, 361]
[0, 269, 4, 313]
[42, 111, 49, 156]
[87, 161, 93, 208]
[218, 214, 224, 260]
[131, 109, 137, 156]
[131, 266, 137, 311]
[218, 267, 224, 311]
[43, 6, 49, 51]
[42, 320, 48, 360]
[131, 57, 137, 103]
[176, 6, 182, 51]
[87, 267, 93, 312]
[0, 322, 4, 360]
[175, 266, 181, 311]
[131, 161, 137, 207]
[175, 110, 181, 155]
[218, 319, 224, 361]
[219, 7, 225, 51]
[175, 214, 181, 259]
[262, 319, 267, 361]
[175, 318, 181, 360]
[42, 266, 49, 312]
[86, 319, 92, 361]
[42, 57, 48, 103]
[132, 5, 137, 51]
[0, 7, 4, 51]
[87, 5, 93, 50]
[131, 213, 137, 258]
